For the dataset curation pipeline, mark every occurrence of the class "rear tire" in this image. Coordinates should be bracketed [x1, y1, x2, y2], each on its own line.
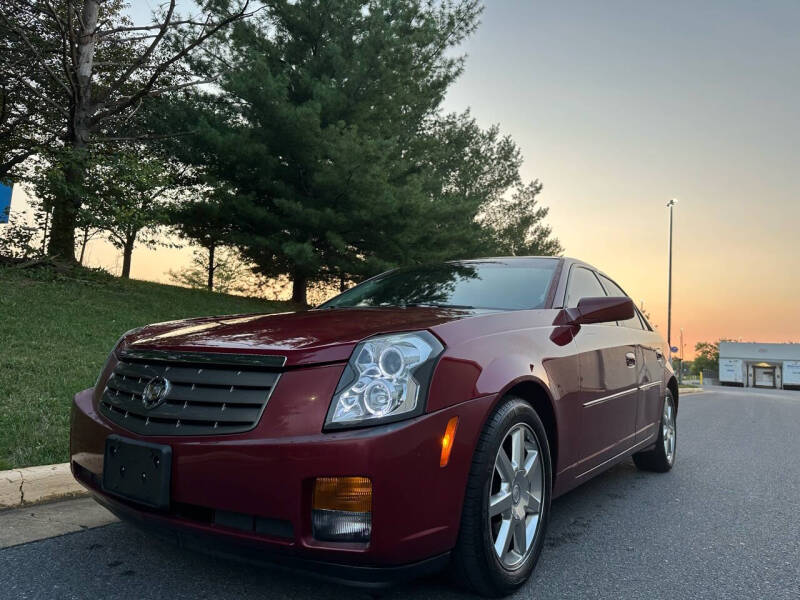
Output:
[452, 396, 552, 597]
[633, 390, 676, 472]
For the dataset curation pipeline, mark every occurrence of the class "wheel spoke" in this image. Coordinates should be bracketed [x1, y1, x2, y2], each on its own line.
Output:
[489, 489, 513, 517]
[494, 518, 513, 558]
[513, 517, 527, 553]
[526, 513, 539, 545]
[523, 449, 538, 480]
[495, 448, 515, 483]
[523, 489, 541, 514]
[511, 427, 524, 469]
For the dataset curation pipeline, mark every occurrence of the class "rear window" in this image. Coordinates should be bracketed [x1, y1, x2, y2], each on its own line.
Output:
[321, 259, 560, 311]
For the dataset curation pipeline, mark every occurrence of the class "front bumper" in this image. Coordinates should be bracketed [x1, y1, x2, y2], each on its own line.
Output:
[70, 362, 495, 575]
[89, 487, 450, 588]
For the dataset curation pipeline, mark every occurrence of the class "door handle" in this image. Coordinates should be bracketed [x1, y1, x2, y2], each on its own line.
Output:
[655, 349, 664, 362]
[625, 352, 636, 367]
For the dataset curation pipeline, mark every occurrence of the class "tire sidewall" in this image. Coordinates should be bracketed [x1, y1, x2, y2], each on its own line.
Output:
[478, 399, 553, 590]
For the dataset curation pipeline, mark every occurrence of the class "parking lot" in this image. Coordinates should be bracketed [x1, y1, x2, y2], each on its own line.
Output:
[2, 386, 799, 600]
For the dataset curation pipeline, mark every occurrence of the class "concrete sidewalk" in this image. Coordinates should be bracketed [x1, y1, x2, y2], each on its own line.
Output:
[0, 497, 117, 549]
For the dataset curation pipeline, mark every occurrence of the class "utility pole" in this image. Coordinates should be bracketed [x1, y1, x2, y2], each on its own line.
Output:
[679, 328, 685, 384]
[666, 199, 677, 352]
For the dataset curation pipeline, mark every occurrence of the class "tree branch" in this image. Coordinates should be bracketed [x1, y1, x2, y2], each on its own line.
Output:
[92, 2, 250, 127]
[13, 75, 70, 119]
[91, 131, 195, 143]
[42, 0, 78, 95]
[0, 7, 73, 98]
[97, 0, 177, 107]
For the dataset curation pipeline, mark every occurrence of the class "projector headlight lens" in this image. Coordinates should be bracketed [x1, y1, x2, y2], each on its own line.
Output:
[325, 331, 444, 429]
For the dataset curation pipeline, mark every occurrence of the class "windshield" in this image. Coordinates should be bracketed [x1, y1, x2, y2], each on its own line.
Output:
[320, 259, 559, 311]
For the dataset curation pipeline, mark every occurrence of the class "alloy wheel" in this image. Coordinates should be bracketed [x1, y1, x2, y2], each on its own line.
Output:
[488, 423, 544, 569]
[663, 395, 676, 464]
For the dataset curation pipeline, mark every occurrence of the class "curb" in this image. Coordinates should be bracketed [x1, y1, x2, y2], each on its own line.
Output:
[0, 463, 87, 511]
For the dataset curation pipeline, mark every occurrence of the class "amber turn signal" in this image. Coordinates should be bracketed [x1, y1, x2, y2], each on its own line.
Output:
[312, 476, 372, 513]
[440, 416, 459, 467]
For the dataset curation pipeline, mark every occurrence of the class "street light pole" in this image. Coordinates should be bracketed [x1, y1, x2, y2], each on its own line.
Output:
[667, 199, 677, 352]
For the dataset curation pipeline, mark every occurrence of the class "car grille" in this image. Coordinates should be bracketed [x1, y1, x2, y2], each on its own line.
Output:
[98, 350, 283, 436]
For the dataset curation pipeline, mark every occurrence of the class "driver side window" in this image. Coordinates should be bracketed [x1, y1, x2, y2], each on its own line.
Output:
[565, 267, 607, 308]
[598, 274, 644, 329]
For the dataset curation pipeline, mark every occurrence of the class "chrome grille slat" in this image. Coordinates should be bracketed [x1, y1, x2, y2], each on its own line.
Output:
[115, 360, 272, 387]
[101, 402, 247, 435]
[102, 390, 262, 422]
[98, 351, 282, 436]
[106, 379, 268, 405]
[107, 377, 146, 396]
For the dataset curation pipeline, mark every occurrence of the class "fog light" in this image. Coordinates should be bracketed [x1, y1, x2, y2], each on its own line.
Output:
[312, 477, 372, 543]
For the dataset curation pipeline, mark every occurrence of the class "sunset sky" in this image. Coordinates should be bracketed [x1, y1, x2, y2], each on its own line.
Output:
[10, 1, 800, 357]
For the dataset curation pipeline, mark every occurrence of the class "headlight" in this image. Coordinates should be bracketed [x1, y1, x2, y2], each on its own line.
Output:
[324, 331, 444, 429]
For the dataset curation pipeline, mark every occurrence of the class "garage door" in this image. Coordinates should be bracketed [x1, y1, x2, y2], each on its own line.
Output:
[754, 367, 776, 388]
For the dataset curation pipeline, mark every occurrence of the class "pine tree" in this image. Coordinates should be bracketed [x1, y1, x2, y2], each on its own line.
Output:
[160, 0, 484, 303]
[479, 180, 563, 257]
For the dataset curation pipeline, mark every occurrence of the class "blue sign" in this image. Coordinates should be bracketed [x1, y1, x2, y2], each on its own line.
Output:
[0, 183, 11, 224]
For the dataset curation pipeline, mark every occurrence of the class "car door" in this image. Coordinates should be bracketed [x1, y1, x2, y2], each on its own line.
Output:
[566, 266, 639, 475]
[597, 274, 661, 445]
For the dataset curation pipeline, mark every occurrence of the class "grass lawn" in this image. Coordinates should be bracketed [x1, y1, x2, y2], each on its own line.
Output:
[0, 265, 291, 470]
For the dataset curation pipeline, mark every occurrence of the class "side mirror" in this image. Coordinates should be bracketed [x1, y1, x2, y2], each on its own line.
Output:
[560, 296, 635, 326]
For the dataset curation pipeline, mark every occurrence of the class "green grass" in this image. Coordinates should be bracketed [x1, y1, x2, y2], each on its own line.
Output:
[0, 265, 291, 470]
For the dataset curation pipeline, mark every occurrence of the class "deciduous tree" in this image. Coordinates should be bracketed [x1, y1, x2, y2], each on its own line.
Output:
[693, 340, 725, 374]
[81, 151, 177, 278]
[0, 0, 251, 259]
[169, 247, 249, 294]
[169, 186, 239, 291]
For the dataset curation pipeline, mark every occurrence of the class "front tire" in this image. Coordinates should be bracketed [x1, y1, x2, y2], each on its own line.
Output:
[452, 397, 552, 597]
[633, 390, 677, 472]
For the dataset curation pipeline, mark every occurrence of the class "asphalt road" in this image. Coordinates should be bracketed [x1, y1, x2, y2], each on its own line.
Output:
[2, 387, 799, 599]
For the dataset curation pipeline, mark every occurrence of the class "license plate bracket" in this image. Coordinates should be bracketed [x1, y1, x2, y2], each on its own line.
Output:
[102, 434, 172, 510]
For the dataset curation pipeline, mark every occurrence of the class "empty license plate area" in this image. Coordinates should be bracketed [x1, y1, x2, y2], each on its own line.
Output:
[102, 434, 172, 510]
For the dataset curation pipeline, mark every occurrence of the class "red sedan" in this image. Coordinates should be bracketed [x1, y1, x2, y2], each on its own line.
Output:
[70, 257, 677, 596]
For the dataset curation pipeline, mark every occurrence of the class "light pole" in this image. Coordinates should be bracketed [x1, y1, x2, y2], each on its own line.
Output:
[666, 199, 677, 353]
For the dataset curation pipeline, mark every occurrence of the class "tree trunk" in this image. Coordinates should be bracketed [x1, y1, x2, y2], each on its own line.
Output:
[47, 171, 80, 260]
[121, 235, 135, 278]
[291, 272, 308, 305]
[40, 210, 50, 255]
[78, 227, 90, 265]
[207, 243, 215, 291]
[48, 0, 99, 261]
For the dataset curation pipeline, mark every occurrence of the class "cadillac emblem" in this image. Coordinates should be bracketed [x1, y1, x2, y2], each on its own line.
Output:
[142, 376, 171, 410]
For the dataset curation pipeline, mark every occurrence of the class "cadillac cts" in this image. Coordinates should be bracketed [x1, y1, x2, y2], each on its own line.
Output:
[70, 257, 678, 596]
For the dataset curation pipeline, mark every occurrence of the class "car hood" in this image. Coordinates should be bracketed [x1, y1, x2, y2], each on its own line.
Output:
[124, 307, 478, 367]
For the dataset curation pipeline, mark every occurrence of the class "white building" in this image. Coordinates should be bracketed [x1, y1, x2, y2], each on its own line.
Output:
[718, 342, 800, 390]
